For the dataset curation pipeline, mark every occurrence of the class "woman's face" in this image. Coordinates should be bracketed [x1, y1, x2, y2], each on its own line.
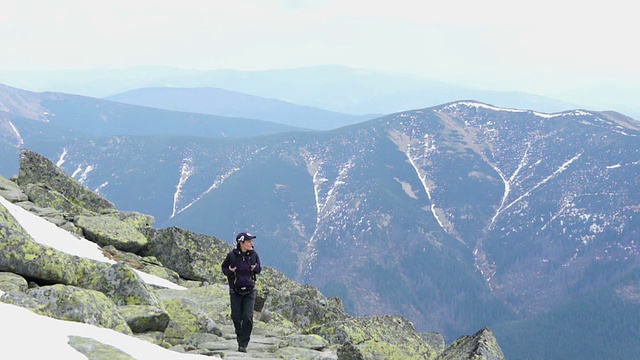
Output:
[240, 239, 254, 252]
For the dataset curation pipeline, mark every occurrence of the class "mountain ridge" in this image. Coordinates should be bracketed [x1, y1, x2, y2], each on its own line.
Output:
[105, 86, 377, 130]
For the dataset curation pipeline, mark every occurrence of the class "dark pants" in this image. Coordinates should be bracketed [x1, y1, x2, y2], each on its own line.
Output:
[230, 288, 256, 348]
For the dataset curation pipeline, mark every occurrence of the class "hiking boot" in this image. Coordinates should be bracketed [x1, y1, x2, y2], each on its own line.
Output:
[238, 346, 247, 353]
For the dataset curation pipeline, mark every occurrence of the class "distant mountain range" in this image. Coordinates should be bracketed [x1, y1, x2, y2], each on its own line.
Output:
[2, 80, 640, 359]
[0, 65, 607, 117]
[105, 87, 376, 130]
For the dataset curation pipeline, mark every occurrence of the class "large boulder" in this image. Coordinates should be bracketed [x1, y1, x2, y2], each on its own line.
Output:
[263, 284, 346, 330]
[161, 297, 223, 346]
[115, 211, 155, 230]
[0, 200, 109, 285]
[1, 284, 132, 335]
[0, 175, 28, 202]
[156, 285, 230, 325]
[259, 267, 346, 330]
[21, 183, 94, 216]
[140, 227, 229, 282]
[75, 214, 148, 253]
[14, 148, 115, 213]
[118, 305, 171, 333]
[79, 262, 162, 307]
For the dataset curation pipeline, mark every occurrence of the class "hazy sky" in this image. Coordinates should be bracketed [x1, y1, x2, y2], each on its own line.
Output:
[1, 0, 638, 96]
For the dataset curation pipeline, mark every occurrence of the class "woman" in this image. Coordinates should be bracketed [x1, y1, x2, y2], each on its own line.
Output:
[221, 232, 261, 353]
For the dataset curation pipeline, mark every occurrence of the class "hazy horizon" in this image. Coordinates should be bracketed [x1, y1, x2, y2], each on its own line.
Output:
[2, 0, 638, 113]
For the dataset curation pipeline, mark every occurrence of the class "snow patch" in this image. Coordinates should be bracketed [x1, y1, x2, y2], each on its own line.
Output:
[56, 148, 68, 167]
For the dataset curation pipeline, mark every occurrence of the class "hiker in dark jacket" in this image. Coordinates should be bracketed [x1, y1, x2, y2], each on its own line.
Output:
[221, 232, 262, 353]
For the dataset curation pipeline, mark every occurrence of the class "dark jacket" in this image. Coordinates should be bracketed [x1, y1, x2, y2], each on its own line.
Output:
[221, 247, 261, 292]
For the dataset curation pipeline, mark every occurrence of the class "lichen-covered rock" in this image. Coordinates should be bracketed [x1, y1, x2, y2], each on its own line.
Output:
[0, 201, 109, 285]
[422, 331, 446, 354]
[22, 183, 94, 215]
[115, 210, 155, 230]
[436, 327, 505, 360]
[100, 245, 182, 284]
[282, 334, 329, 351]
[2, 284, 132, 335]
[131, 331, 165, 346]
[68, 335, 137, 359]
[140, 227, 229, 282]
[80, 262, 162, 307]
[156, 285, 230, 325]
[262, 283, 346, 330]
[337, 341, 365, 360]
[118, 305, 170, 333]
[14, 149, 115, 213]
[0, 175, 28, 202]
[161, 296, 223, 345]
[75, 215, 148, 253]
[0, 272, 28, 293]
[310, 315, 437, 360]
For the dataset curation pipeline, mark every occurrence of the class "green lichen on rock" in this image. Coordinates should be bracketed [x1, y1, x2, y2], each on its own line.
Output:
[1, 202, 111, 286]
[115, 210, 155, 230]
[161, 296, 221, 345]
[140, 227, 229, 282]
[0, 175, 28, 202]
[261, 276, 347, 330]
[80, 262, 162, 307]
[22, 183, 94, 216]
[14, 148, 115, 213]
[310, 315, 437, 360]
[0, 204, 78, 284]
[0, 272, 28, 293]
[156, 284, 230, 324]
[68, 336, 137, 360]
[75, 215, 148, 253]
[3, 284, 132, 335]
[118, 305, 170, 333]
[436, 327, 505, 360]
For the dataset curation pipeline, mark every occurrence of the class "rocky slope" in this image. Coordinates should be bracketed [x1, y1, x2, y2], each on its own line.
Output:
[0, 148, 505, 359]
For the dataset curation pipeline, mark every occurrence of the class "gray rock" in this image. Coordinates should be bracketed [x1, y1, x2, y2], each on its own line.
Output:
[140, 226, 229, 282]
[68, 336, 137, 360]
[0, 175, 28, 202]
[14, 148, 115, 213]
[2, 284, 132, 335]
[0, 200, 110, 285]
[80, 262, 162, 307]
[75, 215, 148, 253]
[0, 272, 28, 293]
[436, 327, 506, 360]
[118, 305, 171, 333]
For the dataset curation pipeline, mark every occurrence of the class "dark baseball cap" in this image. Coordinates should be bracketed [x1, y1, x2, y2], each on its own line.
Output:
[236, 232, 257, 244]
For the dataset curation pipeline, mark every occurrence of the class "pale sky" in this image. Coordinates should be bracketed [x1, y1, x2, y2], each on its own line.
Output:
[1, 0, 639, 96]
